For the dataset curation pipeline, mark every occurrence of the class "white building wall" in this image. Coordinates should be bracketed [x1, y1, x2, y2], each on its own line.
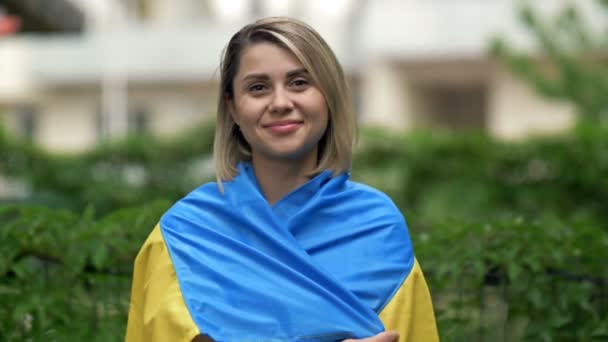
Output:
[488, 67, 576, 140]
[145, 0, 214, 25]
[360, 61, 412, 130]
[0, 40, 35, 103]
[36, 91, 98, 151]
[2, 0, 603, 153]
[26, 83, 219, 152]
[128, 84, 217, 137]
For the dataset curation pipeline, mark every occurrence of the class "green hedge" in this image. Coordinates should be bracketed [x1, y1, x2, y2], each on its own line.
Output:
[416, 217, 607, 341]
[354, 124, 608, 230]
[353, 125, 608, 340]
[1, 123, 607, 341]
[0, 122, 216, 213]
[0, 201, 170, 341]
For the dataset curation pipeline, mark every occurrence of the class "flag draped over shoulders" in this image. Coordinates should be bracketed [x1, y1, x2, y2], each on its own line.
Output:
[126, 163, 438, 342]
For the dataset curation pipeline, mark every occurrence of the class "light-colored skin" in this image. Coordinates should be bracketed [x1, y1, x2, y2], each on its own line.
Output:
[192, 330, 399, 342]
[344, 331, 400, 342]
[228, 42, 329, 205]
[212, 41, 396, 342]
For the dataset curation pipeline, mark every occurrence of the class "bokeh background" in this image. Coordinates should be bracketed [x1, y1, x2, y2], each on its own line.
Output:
[1, 0, 607, 341]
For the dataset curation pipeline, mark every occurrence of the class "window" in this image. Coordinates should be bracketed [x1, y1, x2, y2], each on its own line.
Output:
[128, 107, 148, 135]
[415, 83, 487, 131]
[95, 106, 106, 142]
[16, 107, 37, 141]
[135, 0, 152, 20]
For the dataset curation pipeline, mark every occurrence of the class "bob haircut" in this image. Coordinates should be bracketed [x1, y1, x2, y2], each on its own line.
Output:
[213, 17, 357, 183]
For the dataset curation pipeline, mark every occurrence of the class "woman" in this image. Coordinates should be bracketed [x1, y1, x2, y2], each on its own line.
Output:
[126, 17, 438, 342]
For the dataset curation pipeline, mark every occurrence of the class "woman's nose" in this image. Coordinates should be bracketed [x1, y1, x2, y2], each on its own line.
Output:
[268, 87, 294, 114]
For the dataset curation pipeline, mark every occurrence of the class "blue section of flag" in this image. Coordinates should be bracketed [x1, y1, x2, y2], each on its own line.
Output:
[160, 163, 414, 341]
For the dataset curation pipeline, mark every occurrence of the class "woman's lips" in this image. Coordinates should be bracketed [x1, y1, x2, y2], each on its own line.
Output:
[264, 120, 303, 134]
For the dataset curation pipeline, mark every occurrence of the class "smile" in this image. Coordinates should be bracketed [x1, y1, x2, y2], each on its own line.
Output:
[263, 120, 303, 134]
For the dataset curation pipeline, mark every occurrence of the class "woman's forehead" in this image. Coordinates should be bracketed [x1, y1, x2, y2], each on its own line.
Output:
[235, 42, 305, 80]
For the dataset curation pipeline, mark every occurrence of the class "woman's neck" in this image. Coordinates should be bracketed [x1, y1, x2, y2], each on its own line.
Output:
[251, 151, 318, 205]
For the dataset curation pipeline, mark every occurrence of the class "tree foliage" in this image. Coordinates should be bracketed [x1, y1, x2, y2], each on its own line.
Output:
[491, 0, 608, 126]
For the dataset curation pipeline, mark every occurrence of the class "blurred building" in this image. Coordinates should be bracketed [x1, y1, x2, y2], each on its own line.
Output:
[0, 0, 603, 152]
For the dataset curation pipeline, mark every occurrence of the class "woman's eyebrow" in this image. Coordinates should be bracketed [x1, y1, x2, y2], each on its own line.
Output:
[242, 73, 270, 82]
[241, 68, 308, 82]
[286, 68, 308, 78]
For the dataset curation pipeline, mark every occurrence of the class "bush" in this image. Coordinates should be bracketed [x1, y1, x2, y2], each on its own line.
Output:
[416, 217, 608, 341]
[0, 122, 216, 213]
[354, 126, 608, 341]
[0, 201, 170, 341]
[1, 123, 607, 340]
[354, 125, 608, 230]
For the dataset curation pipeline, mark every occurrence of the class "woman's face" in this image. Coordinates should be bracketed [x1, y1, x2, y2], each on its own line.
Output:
[229, 42, 329, 165]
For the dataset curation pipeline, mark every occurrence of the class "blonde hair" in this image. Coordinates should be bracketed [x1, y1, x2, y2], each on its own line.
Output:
[213, 17, 357, 183]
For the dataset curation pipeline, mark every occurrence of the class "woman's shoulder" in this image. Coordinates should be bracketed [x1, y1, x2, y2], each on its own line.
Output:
[160, 181, 226, 223]
[172, 181, 220, 206]
[344, 179, 394, 200]
[341, 179, 404, 218]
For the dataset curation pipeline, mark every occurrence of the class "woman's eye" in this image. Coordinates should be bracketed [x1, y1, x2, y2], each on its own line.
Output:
[292, 79, 309, 88]
[248, 84, 266, 92]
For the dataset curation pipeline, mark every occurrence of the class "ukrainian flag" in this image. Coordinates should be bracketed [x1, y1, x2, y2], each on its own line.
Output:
[126, 163, 438, 342]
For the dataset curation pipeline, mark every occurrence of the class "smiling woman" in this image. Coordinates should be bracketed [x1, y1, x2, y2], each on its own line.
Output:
[125, 17, 438, 342]
[228, 42, 329, 200]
